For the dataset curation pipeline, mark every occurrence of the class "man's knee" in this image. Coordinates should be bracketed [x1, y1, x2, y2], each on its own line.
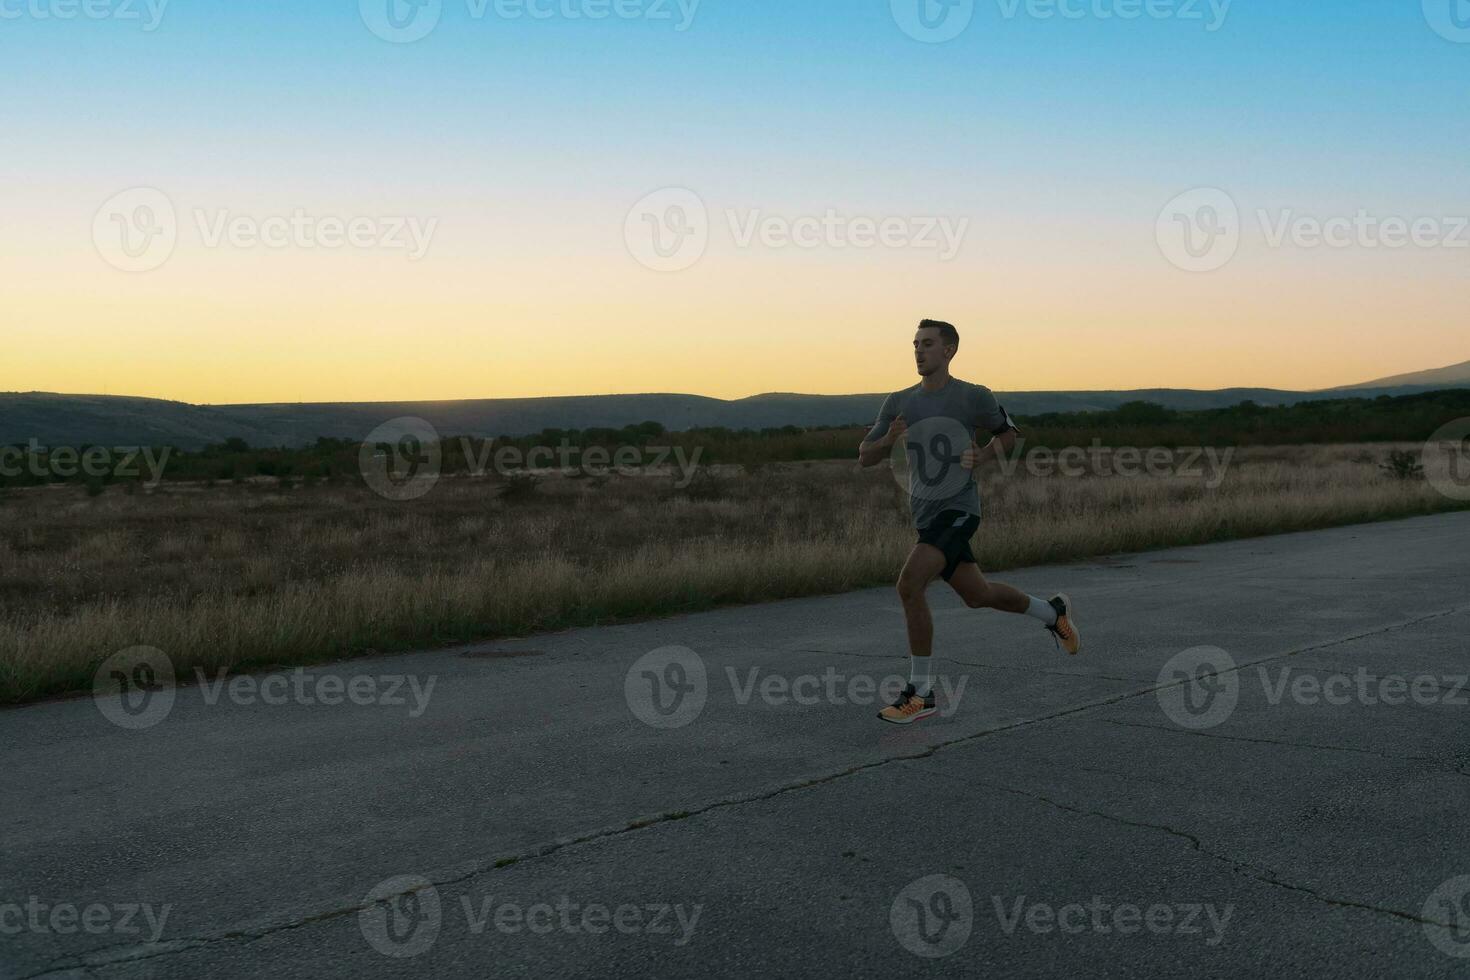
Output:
[897, 576, 928, 604]
[963, 586, 991, 610]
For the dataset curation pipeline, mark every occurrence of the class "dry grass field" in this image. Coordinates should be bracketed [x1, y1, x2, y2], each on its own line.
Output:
[1, 443, 1463, 704]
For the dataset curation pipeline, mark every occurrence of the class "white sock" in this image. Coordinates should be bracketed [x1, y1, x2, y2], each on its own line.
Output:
[909, 656, 933, 697]
[1025, 596, 1058, 627]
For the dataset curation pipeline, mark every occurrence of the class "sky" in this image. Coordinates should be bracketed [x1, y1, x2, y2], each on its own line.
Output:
[3, 0, 1468, 404]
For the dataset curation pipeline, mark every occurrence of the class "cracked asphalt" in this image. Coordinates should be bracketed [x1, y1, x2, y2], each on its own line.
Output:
[3, 512, 1469, 978]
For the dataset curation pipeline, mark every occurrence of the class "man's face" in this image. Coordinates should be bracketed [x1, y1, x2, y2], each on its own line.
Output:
[913, 328, 952, 376]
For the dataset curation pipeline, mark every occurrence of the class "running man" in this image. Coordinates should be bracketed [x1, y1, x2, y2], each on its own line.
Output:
[859, 319, 1081, 725]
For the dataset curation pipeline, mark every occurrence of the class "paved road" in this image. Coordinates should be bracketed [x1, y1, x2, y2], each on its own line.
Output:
[3, 513, 1469, 979]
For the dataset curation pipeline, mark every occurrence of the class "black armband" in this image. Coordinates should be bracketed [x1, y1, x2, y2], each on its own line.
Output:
[991, 404, 1020, 436]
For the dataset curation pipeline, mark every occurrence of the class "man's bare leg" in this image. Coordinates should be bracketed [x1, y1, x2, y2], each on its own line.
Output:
[878, 545, 946, 723]
[946, 562, 1082, 654]
[945, 563, 1029, 614]
[897, 544, 946, 658]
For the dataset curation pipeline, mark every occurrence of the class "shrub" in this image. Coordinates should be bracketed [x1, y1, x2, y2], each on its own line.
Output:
[1379, 449, 1424, 481]
[498, 472, 540, 503]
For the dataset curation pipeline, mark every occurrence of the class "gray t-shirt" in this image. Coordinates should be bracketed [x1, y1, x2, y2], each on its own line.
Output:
[864, 378, 1018, 530]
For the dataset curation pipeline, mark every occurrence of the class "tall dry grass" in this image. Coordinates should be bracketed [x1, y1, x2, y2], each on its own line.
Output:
[0, 443, 1462, 704]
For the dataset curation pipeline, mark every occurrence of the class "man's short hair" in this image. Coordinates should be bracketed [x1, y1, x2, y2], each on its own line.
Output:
[918, 318, 959, 350]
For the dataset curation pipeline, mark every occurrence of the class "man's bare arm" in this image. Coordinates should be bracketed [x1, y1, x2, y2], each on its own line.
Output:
[858, 415, 907, 468]
[990, 429, 1018, 461]
[961, 429, 1019, 475]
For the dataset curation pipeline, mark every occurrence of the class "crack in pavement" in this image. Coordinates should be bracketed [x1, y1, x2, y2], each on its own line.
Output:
[15, 898, 398, 979]
[1002, 748, 1199, 791]
[20, 602, 1468, 976]
[924, 767, 1458, 932]
[1100, 718, 1470, 779]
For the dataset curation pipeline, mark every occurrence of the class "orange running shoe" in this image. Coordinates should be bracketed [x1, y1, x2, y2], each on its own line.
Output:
[1045, 593, 1081, 655]
[877, 684, 937, 725]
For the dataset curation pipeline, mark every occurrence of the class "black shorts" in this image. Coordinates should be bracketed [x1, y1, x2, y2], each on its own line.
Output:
[917, 509, 981, 582]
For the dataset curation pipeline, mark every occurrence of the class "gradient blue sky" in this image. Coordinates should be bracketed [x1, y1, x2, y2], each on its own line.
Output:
[4, 0, 1467, 402]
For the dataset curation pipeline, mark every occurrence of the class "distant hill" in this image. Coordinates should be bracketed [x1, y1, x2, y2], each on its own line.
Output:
[3, 379, 1468, 449]
[0, 393, 280, 450]
[1335, 359, 1470, 391]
